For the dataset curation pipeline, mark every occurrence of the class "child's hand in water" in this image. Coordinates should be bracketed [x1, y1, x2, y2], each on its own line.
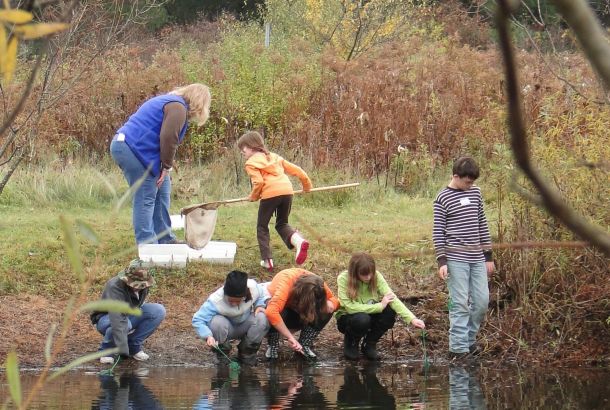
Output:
[288, 337, 303, 353]
[410, 318, 426, 329]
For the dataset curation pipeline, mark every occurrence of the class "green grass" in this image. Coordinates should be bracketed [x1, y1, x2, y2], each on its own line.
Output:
[0, 159, 450, 298]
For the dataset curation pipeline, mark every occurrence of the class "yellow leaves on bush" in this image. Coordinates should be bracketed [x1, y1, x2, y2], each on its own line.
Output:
[2, 31, 16, 82]
[13, 22, 69, 40]
[0, 7, 69, 83]
[0, 8, 33, 24]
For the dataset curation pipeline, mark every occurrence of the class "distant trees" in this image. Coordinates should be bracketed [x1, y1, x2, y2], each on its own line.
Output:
[0, 0, 168, 196]
[265, 0, 415, 60]
[458, 0, 610, 28]
[164, 0, 265, 23]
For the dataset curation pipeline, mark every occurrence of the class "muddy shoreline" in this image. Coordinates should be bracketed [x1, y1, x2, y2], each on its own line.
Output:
[2, 289, 608, 371]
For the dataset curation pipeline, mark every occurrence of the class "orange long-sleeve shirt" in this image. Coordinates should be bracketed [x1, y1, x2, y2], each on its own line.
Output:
[244, 152, 312, 201]
[265, 268, 340, 327]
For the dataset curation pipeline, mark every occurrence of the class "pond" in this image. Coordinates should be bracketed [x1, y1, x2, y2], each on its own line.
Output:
[3, 361, 609, 409]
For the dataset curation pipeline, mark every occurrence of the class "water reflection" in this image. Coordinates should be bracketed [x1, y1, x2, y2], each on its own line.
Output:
[449, 365, 486, 410]
[286, 364, 330, 408]
[92, 371, 163, 410]
[194, 364, 329, 409]
[8, 363, 610, 408]
[194, 366, 268, 409]
[336, 363, 396, 409]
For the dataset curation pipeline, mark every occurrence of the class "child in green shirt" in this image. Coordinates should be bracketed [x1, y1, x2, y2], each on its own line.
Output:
[335, 252, 425, 360]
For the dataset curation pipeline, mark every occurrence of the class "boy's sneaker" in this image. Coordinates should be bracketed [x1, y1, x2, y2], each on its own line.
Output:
[132, 351, 150, 361]
[260, 259, 274, 272]
[448, 351, 472, 363]
[99, 356, 115, 364]
[469, 343, 481, 356]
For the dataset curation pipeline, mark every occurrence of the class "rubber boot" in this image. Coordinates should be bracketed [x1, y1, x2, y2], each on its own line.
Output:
[237, 340, 261, 366]
[343, 333, 361, 361]
[298, 327, 319, 360]
[215, 342, 232, 364]
[361, 328, 386, 361]
[265, 331, 280, 360]
[290, 231, 309, 265]
[361, 336, 381, 361]
[361, 307, 394, 361]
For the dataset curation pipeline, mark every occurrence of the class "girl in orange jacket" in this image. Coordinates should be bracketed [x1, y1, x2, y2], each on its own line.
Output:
[237, 131, 312, 271]
[264, 268, 339, 360]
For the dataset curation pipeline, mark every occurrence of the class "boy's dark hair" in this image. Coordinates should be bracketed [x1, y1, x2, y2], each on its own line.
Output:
[452, 156, 480, 179]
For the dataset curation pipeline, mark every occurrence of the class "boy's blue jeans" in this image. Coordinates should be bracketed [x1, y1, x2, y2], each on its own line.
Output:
[110, 138, 175, 245]
[96, 303, 166, 355]
[449, 366, 485, 409]
[447, 260, 489, 353]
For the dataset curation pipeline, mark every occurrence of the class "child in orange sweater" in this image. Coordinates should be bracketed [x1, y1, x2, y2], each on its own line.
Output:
[265, 268, 339, 360]
[237, 131, 312, 271]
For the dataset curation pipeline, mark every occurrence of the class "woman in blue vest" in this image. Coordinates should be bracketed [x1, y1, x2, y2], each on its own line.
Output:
[110, 83, 211, 245]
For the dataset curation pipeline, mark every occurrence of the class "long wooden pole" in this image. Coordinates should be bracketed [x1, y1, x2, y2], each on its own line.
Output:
[181, 182, 360, 215]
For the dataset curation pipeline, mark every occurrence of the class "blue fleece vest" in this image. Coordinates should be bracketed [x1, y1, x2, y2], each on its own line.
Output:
[117, 94, 188, 177]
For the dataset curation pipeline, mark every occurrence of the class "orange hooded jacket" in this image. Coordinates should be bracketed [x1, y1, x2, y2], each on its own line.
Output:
[244, 152, 312, 201]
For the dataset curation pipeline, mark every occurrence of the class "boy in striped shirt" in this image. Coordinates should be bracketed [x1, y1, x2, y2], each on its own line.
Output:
[433, 156, 495, 360]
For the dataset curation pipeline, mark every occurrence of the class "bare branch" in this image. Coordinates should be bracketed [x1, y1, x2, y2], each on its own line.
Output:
[551, 0, 610, 90]
[496, 0, 610, 255]
[0, 137, 20, 166]
[510, 16, 607, 104]
[0, 146, 25, 195]
[0, 53, 44, 140]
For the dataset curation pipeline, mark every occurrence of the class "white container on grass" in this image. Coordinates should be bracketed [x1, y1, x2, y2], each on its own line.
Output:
[138, 241, 237, 267]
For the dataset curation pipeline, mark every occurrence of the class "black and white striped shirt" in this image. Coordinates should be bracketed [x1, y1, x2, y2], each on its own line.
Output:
[433, 186, 493, 266]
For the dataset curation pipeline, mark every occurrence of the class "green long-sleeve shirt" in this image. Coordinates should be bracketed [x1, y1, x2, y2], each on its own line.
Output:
[335, 270, 416, 324]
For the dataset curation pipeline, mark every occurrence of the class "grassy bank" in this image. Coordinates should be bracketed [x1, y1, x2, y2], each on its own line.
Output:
[0, 158, 453, 298]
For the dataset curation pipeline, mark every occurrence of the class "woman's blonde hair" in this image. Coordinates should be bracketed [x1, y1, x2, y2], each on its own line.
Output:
[237, 131, 269, 154]
[169, 83, 211, 127]
[347, 252, 378, 300]
[288, 274, 326, 325]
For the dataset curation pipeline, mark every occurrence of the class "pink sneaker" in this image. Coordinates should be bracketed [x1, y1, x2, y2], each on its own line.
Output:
[290, 232, 309, 265]
[260, 259, 274, 273]
[295, 240, 309, 265]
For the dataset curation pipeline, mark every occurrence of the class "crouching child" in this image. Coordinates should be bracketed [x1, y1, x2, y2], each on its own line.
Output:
[265, 268, 339, 361]
[192, 270, 270, 365]
[336, 253, 425, 361]
[90, 259, 166, 364]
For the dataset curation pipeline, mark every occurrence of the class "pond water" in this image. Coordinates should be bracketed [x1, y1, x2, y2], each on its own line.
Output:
[3, 361, 609, 409]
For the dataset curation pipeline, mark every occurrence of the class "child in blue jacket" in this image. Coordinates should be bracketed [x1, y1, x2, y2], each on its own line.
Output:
[192, 270, 269, 365]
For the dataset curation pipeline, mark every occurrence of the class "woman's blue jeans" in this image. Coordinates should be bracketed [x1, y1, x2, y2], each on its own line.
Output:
[446, 260, 489, 353]
[96, 303, 166, 355]
[110, 138, 175, 245]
